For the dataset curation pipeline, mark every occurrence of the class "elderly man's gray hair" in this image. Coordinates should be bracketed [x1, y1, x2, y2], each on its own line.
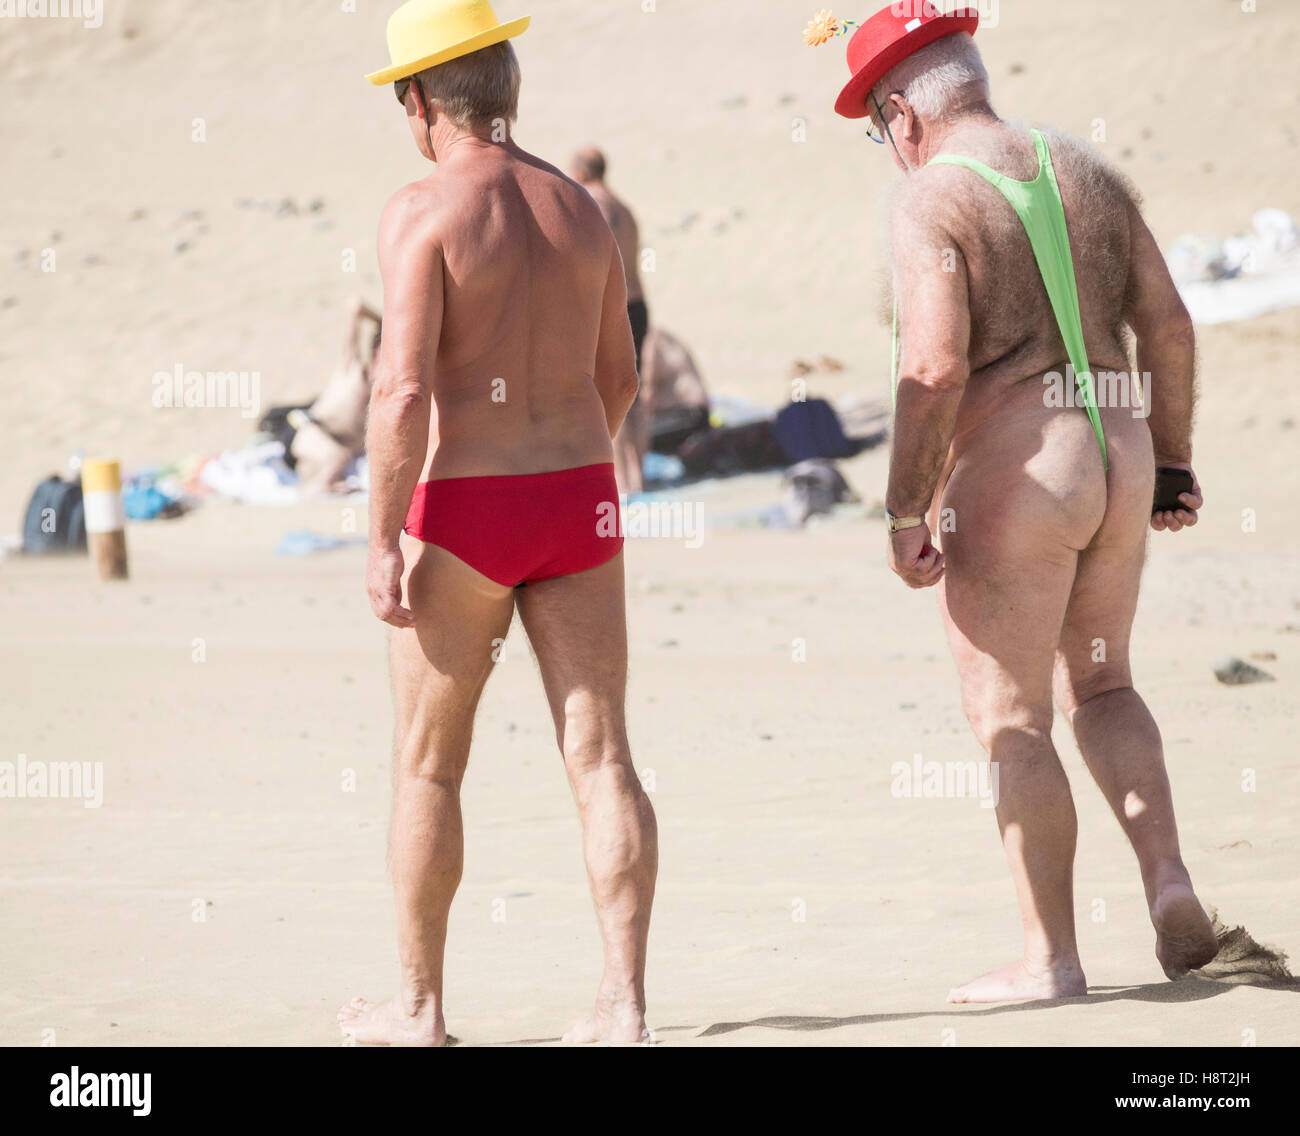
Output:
[870, 32, 989, 121]
[416, 41, 521, 130]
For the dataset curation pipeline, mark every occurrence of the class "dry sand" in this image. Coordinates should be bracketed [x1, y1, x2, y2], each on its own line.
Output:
[2, 0, 1298, 1046]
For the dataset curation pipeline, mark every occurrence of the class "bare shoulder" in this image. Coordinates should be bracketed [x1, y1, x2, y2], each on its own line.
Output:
[890, 165, 967, 245]
[377, 178, 447, 267]
[1037, 125, 1141, 210]
[516, 148, 592, 200]
[524, 153, 614, 227]
[566, 188, 620, 251]
[521, 148, 614, 233]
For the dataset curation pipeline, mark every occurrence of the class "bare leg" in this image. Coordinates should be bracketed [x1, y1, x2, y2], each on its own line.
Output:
[515, 552, 658, 1042]
[339, 537, 515, 1045]
[936, 452, 1093, 1004]
[1054, 505, 1216, 976]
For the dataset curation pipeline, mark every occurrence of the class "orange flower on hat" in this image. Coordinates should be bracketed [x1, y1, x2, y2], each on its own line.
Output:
[803, 9, 840, 47]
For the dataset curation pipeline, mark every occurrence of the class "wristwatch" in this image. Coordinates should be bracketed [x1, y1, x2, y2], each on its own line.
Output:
[885, 510, 924, 534]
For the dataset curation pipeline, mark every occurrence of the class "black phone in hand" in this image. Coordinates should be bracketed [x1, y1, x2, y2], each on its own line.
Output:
[1153, 467, 1195, 513]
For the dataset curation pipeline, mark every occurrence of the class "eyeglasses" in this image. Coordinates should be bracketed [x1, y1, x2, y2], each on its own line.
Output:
[865, 90, 905, 144]
[394, 78, 411, 107]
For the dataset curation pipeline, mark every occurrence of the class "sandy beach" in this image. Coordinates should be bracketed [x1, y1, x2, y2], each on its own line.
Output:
[2, 0, 1298, 1047]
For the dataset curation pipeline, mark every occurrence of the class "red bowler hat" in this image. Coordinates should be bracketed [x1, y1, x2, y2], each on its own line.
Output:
[831, 3, 979, 119]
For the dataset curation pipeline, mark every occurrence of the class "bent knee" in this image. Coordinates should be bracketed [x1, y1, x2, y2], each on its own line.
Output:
[557, 713, 630, 773]
[1055, 668, 1134, 716]
[961, 696, 1053, 757]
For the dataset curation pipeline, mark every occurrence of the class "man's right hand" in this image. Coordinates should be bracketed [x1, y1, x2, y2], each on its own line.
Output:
[1151, 461, 1202, 533]
[888, 522, 945, 588]
[367, 544, 415, 627]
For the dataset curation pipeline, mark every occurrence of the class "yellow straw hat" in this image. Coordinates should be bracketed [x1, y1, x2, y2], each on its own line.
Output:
[366, 0, 530, 86]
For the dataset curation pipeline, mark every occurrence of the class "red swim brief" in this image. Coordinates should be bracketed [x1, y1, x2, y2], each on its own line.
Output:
[403, 462, 623, 587]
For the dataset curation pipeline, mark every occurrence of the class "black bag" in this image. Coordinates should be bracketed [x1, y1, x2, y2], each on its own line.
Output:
[21, 476, 87, 555]
[772, 398, 855, 464]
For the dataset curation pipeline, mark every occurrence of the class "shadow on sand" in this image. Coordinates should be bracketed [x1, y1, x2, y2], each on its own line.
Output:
[695, 971, 1300, 1039]
[487, 971, 1297, 1045]
[694, 910, 1299, 1038]
[487, 913, 1297, 1044]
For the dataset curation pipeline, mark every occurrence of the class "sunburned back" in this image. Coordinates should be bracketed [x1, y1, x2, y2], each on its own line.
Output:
[423, 147, 616, 478]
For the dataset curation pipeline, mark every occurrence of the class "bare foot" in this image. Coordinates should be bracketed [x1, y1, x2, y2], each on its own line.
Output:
[563, 986, 651, 1045]
[948, 957, 1087, 1003]
[337, 996, 445, 1046]
[1152, 884, 1218, 978]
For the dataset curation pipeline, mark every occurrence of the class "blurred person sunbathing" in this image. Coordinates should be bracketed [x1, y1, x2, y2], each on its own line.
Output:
[341, 0, 657, 1046]
[820, 4, 1216, 1002]
[640, 326, 710, 454]
[288, 296, 381, 496]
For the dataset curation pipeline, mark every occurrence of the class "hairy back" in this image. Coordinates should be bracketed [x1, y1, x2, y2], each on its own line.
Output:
[897, 122, 1137, 387]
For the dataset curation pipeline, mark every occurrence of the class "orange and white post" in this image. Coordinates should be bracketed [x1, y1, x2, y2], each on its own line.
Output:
[81, 458, 129, 580]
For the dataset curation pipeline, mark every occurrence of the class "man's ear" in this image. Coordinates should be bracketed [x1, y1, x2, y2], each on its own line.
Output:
[898, 96, 917, 142]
